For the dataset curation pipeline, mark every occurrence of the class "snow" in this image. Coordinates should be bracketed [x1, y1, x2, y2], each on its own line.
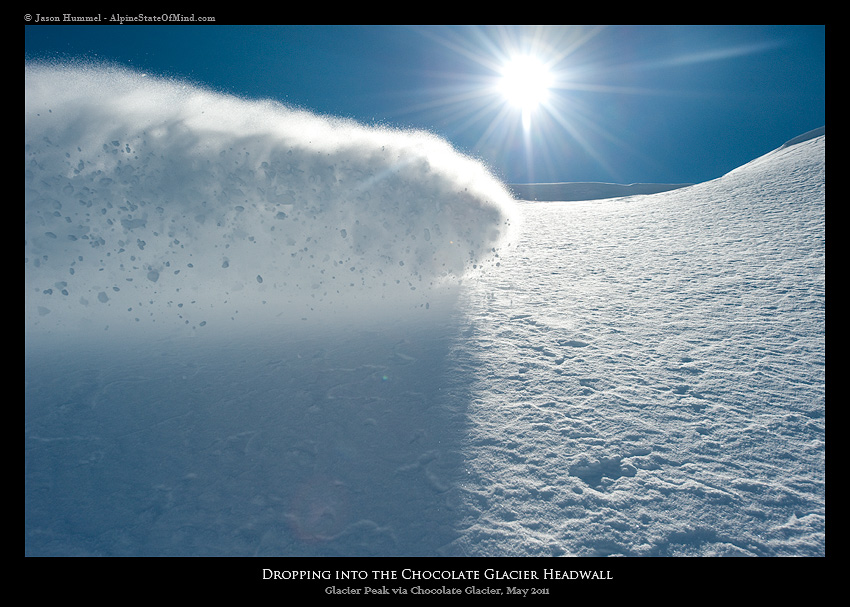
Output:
[507, 182, 693, 202]
[25, 64, 824, 559]
[24, 62, 515, 338]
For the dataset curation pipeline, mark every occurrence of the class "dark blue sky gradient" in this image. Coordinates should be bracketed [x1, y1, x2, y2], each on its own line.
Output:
[24, 24, 825, 185]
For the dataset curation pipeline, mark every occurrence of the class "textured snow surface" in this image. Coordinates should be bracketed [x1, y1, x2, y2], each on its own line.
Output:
[24, 65, 824, 557]
[446, 133, 825, 557]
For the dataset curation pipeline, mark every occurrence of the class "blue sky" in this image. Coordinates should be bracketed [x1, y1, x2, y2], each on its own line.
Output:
[24, 24, 825, 185]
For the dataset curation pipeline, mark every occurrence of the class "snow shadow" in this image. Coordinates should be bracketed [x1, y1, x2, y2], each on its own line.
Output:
[25, 315, 475, 556]
[25, 63, 510, 556]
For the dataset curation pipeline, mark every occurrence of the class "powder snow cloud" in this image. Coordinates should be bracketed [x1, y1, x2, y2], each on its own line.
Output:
[25, 63, 517, 337]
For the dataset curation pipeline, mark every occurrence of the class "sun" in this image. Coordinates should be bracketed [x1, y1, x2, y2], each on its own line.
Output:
[497, 54, 553, 125]
[403, 25, 609, 180]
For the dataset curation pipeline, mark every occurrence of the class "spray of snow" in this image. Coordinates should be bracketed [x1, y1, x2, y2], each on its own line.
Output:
[25, 63, 517, 338]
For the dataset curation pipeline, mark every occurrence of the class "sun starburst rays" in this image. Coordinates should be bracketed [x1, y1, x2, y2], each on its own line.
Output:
[392, 26, 652, 184]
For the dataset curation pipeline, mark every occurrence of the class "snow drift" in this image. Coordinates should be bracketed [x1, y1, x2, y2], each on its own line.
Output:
[25, 63, 516, 339]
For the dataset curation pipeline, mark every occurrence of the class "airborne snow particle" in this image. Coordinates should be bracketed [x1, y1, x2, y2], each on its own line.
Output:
[24, 62, 517, 335]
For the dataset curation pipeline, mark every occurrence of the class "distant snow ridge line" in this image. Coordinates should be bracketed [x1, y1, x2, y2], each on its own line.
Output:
[725, 126, 825, 177]
[508, 182, 693, 202]
[779, 126, 825, 149]
[508, 127, 826, 202]
[24, 63, 516, 336]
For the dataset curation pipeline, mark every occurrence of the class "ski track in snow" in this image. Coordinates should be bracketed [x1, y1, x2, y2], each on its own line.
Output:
[24, 65, 824, 557]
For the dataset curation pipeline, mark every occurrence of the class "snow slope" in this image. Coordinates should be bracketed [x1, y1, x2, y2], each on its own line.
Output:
[25, 65, 824, 557]
[445, 130, 825, 557]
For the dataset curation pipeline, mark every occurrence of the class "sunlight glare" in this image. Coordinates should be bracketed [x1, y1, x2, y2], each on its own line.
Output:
[498, 55, 553, 113]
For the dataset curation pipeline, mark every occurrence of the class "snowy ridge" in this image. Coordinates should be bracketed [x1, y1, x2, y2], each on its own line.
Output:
[25, 65, 824, 558]
[725, 126, 824, 177]
[779, 126, 825, 149]
[508, 127, 824, 203]
[508, 181, 693, 202]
